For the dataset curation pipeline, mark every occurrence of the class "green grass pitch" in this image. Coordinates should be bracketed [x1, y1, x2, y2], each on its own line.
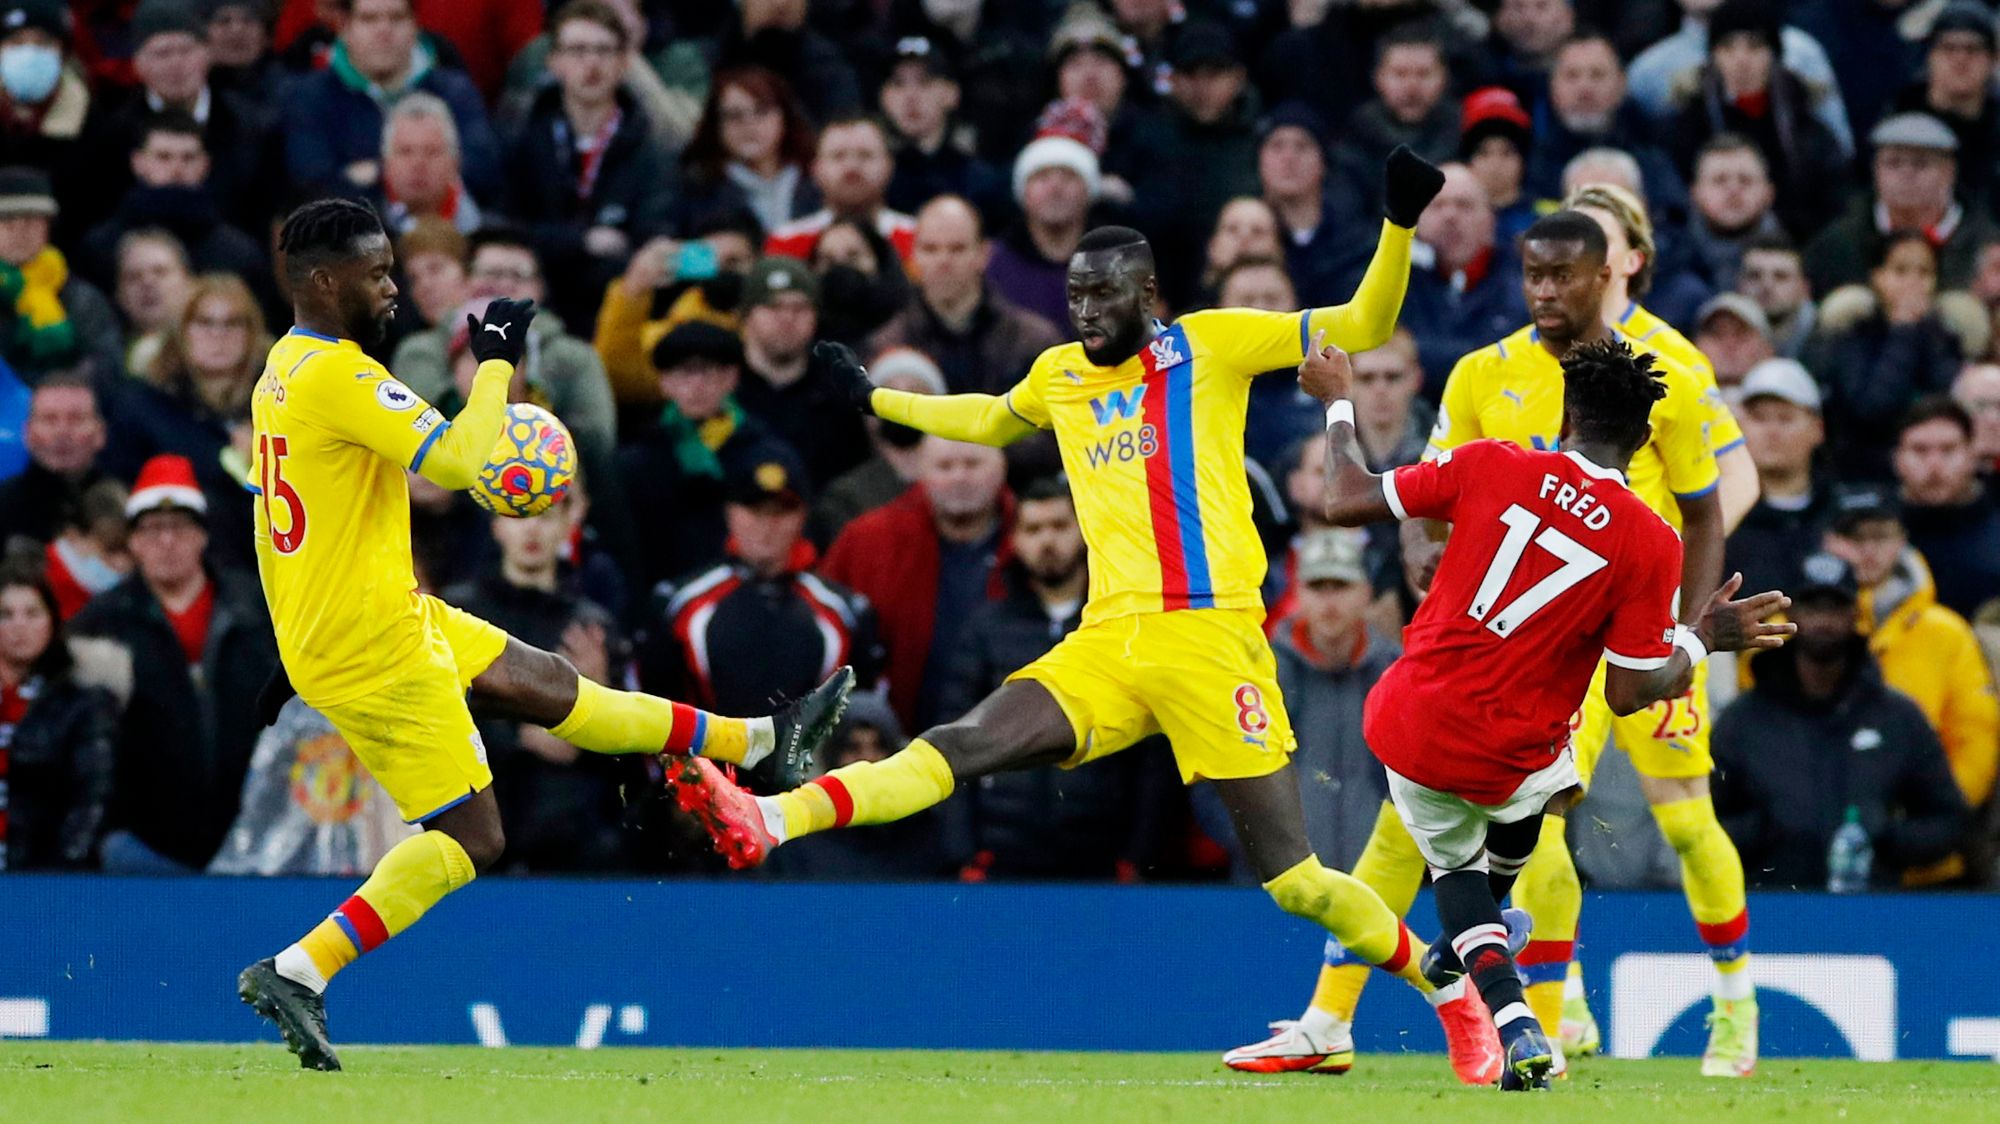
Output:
[3, 1042, 1994, 1123]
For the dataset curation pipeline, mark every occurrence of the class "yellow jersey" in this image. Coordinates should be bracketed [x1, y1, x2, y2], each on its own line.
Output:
[1004, 308, 1335, 624]
[1429, 322, 1719, 529]
[1616, 300, 1746, 457]
[250, 328, 487, 707]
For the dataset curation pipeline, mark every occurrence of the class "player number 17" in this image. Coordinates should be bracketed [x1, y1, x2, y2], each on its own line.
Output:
[1467, 504, 1607, 637]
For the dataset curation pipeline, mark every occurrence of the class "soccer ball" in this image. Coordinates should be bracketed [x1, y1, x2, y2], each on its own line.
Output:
[471, 403, 575, 518]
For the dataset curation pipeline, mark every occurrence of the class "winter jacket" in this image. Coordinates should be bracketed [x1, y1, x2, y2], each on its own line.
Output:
[592, 276, 741, 408]
[1890, 82, 2000, 216]
[1714, 638, 1969, 888]
[79, 187, 273, 312]
[616, 407, 795, 592]
[0, 463, 107, 547]
[1806, 198, 2000, 296]
[867, 289, 1064, 396]
[73, 85, 281, 236]
[70, 569, 277, 868]
[1, 637, 122, 869]
[984, 225, 1070, 332]
[503, 85, 675, 332]
[807, 454, 908, 551]
[1803, 287, 1965, 482]
[1331, 100, 1459, 226]
[1274, 619, 1399, 871]
[282, 44, 502, 204]
[1134, 93, 1263, 308]
[735, 360, 873, 488]
[1400, 241, 1530, 398]
[1525, 101, 1689, 219]
[1724, 484, 1837, 605]
[1902, 488, 2000, 621]
[702, 24, 860, 126]
[1669, 67, 1850, 237]
[820, 483, 1014, 729]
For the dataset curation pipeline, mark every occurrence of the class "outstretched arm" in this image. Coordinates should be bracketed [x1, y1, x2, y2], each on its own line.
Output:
[411, 299, 538, 489]
[817, 341, 1039, 447]
[1297, 334, 1396, 526]
[1298, 146, 1445, 354]
[1602, 573, 1794, 715]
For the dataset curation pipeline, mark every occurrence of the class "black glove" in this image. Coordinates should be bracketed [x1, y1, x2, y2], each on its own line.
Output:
[1382, 144, 1447, 229]
[254, 661, 295, 728]
[812, 340, 876, 415]
[466, 296, 537, 366]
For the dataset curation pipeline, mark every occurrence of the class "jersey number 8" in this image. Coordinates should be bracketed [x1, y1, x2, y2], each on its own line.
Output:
[258, 434, 307, 554]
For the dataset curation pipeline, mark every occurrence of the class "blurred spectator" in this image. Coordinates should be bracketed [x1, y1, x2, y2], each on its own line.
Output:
[77, 112, 268, 299]
[1333, 25, 1458, 224]
[1559, 143, 1648, 199]
[869, 195, 1060, 396]
[73, 454, 273, 872]
[1528, 31, 1688, 212]
[1808, 232, 1966, 480]
[704, 0, 860, 126]
[676, 66, 819, 237]
[405, 0, 542, 107]
[822, 436, 1011, 730]
[111, 229, 193, 377]
[394, 217, 467, 329]
[617, 320, 789, 590]
[1716, 550, 1969, 889]
[379, 93, 483, 237]
[1256, 100, 1366, 307]
[591, 209, 761, 409]
[1665, 0, 1849, 237]
[1806, 112, 2000, 295]
[1200, 197, 1284, 304]
[807, 215, 908, 347]
[1278, 528, 1398, 870]
[987, 128, 1097, 330]
[1954, 361, 2000, 472]
[73, 0, 279, 236]
[1141, 21, 1261, 307]
[735, 256, 869, 485]
[0, 374, 106, 547]
[1254, 0, 1450, 135]
[1823, 486, 1999, 850]
[1691, 292, 1774, 393]
[1402, 162, 1528, 396]
[1484, 0, 1575, 107]
[282, 0, 501, 205]
[1736, 232, 1815, 357]
[808, 347, 941, 549]
[1790, 0, 1925, 140]
[1566, 179, 1715, 350]
[38, 479, 130, 620]
[0, 563, 115, 869]
[0, 167, 122, 380]
[1215, 256, 1311, 476]
[941, 475, 1173, 881]
[445, 497, 635, 872]
[203, 0, 286, 108]
[1896, 396, 2000, 617]
[878, 35, 1003, 226]
[504, 0, 672, 336]
[1682, 133, 1781, 291]
[1629, 0, 1853, 155]
[1726, 358, 1831, 596]
[766, 117, 915, 265]
[1045, 7, 1163, 209]
[502, 0, 707, 160]
[1460, 86, 1537, 244]
[0, 0, 90, 194]
[206, 697, 413, 876]
[638, 444, 879, 782]
[1887, 1, 2000, 212]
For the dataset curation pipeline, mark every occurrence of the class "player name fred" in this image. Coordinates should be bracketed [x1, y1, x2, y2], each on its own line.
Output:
[1538, 474, 1614, 531]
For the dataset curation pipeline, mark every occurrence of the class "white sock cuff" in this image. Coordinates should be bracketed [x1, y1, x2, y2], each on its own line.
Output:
[1452, 923, 1509, 964]
[274, 944, 328, 995]
[1714, 965, 1755, 1001]
[754, 795, 789, 845]
[1488, 851, 1530, 875]
[1426, 977, 1468, 1007]
[1492, 1001, 1536, 1028]
[1298, 1005, 1346, 1038]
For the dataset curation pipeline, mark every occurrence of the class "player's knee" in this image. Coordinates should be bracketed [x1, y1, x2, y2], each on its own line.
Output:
[455, 821, 506, 872]
[921, 721, 1001, 779]
[1265, 860, 1335, 920]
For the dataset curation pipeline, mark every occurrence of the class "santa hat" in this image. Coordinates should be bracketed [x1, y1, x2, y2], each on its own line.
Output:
[1012, 134, 1102, 206]
[127, 454, 207, 523]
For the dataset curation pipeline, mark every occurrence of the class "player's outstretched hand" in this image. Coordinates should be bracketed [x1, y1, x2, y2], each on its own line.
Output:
[1697, 572, 1796, 654]
[467, 297, 536, 366]
[1383, 145, 1447, 229]
[812, 340, 876, 415]
[1297, 330, 1352, 404]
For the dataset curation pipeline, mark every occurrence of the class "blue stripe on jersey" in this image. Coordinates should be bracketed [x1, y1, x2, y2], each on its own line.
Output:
[1160, 325, 1214, 609]
[332, 911, 362, 950]
[1297, 309, 1311, 358]
[1714, 437, 1746, 455]
[410, 420, 451, 472]
[244, 483, 263, 495]
[1675, 479, 1720, 500]
[289, 326, 340, 343]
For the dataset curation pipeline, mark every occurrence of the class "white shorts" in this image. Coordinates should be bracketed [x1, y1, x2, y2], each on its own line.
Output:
[1384, 750, 1581, 872]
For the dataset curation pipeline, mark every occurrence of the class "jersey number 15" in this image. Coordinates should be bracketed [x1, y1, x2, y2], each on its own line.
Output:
[1467, 504, 1607, 637]
[258, 434, 307, 554]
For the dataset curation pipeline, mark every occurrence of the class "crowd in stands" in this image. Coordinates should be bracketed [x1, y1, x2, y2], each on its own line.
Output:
[1, 0, 1997, 891]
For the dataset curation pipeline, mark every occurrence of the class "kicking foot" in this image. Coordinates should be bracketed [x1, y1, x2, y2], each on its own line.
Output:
[1701, 995, 1759, 1077]
[1421, 905, 1533, 987]
[1433, 981, 1503, 1085]
[1498, 1021, 1554, 1091]
[668, 757, 778, 869]
[238, 958, 340, 1071]
[766, 666, 855, 789]
[1222, 1019, 1354, 1074]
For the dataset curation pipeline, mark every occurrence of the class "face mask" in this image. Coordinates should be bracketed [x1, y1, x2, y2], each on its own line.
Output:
[700, 270, 745, 312]
[0, 45, 62, 104]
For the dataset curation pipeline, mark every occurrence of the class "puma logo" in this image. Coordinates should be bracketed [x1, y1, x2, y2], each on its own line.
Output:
[484, 323, 510, 339]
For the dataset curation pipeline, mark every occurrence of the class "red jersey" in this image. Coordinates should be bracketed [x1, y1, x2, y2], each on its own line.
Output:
[1364, 440, 1682, 803]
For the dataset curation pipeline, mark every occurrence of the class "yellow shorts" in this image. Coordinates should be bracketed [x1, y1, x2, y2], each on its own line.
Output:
[1570, 657, 1713, 787]
[317, 595, 510, 823]
[1007, 608, 1296, 785]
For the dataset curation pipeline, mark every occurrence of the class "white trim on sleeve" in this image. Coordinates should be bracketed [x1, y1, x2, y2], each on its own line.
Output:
[1382, 470, 1410, 521]
[1602, 648, 1670, 671]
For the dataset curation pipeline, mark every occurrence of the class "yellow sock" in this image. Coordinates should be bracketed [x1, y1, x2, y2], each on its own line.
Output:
[771, 738, 955, 841]
[1653, 795, 1753, 991]
[1514, 815, 1581, 1036]
[1265, 856, 1431, 995]
[1309, 801, 1430, 1020]
[550, 676, 761, 764]
[278, 831, 476, 991]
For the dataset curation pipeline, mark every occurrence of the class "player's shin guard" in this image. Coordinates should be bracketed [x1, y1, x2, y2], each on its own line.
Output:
[274, 831, 477, 994]
[1264, 856, 1431, 995]
[551, 676, 771, 766]
[766, 737, 955, 841]
[1653, 796, 1753, 998]
[1513, 815, 1580, 1036]
[1434, 870, 1535, 1032]
[1309, 802, 1430, 1022]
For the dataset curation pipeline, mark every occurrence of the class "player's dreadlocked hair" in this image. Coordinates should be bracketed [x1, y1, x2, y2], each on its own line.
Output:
[1561, 338, 1666, 454]
[276, 197, 385, 288]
